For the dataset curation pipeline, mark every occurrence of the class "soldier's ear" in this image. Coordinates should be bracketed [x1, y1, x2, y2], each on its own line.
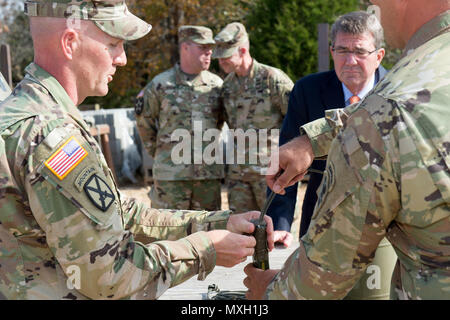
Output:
[180, 41, 189, 53]
[61, 29, 80, 61]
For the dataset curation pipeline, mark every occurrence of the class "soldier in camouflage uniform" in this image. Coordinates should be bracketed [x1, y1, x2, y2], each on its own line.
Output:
[135, 26, 225, 211]
[0, 72, 10, 101]
[0, 0, 274, 300]
[213, 22, 294, 213]
[244, 0, 450, 300]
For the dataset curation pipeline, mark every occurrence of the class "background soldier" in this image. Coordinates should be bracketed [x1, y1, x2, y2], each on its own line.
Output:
[213, 22, 294, 214]
[245, 0, 450, 300]
[0, 0, 274, 300]
[135, 26, 225, 211]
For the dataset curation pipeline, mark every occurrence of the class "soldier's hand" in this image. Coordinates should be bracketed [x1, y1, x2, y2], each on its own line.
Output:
[266, 135, 314, 195]
[273, 230, 293, 248]
[243, 263, 279, 300]
[207, 230, 256, 267]
[226, 211, 275, 251]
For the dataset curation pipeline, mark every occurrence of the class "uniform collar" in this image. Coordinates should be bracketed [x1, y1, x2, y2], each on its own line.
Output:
[403, 10, 450, 57]
[24, 63, 89, 131]
[247, 59, 259, 79]
[235, 58, 259, 80]
[230, 59, 259, 88]
[174, 63, 207, 86]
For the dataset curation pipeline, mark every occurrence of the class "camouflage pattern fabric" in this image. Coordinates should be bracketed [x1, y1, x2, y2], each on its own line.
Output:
[226, 177, 267, 213]
[0, 73, 10, 101]
[212, 22, 248, 59]
[178, 25, 215, 45]
[135, 63, 225, 182]
[0, 63, 231, 300]
[24, 0, 152, 41]
[266, 12, 450, 300]
[149, 179, 222, 211]
[222, 60, 293, 181]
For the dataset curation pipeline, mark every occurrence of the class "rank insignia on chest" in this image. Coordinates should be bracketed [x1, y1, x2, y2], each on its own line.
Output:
[45, 137, 88, 180]
[83, 174, 115, 212]
[135, 89, 144, 115]
[135, 96, 144, 115]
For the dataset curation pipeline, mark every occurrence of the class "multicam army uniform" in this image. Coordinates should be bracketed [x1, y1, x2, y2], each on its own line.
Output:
[0, 0, 232, 300]
[222, 60, 293, 212]
[0, 72, 10, 101]
[0, 63, 231, 300]
[266, 11, 450, 300]
[136, 61, 225, 211]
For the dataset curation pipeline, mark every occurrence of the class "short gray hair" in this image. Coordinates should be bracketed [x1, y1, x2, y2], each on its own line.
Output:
[330, 11, 384, 49]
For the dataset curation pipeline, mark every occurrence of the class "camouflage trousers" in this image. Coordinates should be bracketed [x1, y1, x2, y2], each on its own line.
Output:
[226, 177, 267, 213]
[150, 179, 222, 210]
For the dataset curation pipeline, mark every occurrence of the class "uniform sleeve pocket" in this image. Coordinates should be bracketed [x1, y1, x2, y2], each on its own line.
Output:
[309, 128, 372, 243]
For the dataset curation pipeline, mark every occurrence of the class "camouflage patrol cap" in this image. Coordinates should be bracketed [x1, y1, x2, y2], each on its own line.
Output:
[212, 22, 248, 59]
[24, 0, 152, 41]
[178, 26, 215, 45]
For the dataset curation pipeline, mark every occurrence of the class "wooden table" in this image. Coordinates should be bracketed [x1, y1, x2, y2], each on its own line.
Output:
[159, 242, 299, 300]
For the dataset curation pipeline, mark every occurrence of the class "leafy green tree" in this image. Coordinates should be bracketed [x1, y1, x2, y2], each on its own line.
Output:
[0, 0, 250, 108]
[85, 0, 251, 109]
[0, 0, 32, 84]
[0, 0, 402, 109]
[243, 0, 361, 81]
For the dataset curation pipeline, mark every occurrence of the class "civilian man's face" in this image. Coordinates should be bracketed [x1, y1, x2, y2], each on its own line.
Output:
[331, 31, 385, 94]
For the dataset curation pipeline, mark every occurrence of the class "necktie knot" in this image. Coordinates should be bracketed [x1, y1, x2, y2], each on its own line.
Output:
[349, 95, 360, 104]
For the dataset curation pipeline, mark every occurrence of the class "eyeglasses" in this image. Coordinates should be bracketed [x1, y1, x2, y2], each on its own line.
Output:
[331, 47, 379, 58]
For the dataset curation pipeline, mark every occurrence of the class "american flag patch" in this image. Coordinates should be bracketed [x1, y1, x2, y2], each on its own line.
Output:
[45, 137, 88, 180]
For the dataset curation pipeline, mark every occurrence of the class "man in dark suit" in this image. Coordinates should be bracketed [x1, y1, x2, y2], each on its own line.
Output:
[267, 11, 387, 237]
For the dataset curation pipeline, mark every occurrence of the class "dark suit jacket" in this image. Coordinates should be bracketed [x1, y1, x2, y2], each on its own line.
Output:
[267, 66, 388, 235]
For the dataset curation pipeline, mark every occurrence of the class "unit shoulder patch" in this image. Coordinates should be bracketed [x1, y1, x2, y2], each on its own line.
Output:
[83, 174, 115, 212]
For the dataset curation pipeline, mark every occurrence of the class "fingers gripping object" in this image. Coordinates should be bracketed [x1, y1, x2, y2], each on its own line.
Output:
[250, 191, 276, 270]
[250, 219, 270, 270]
[252, 168, 323, 269]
